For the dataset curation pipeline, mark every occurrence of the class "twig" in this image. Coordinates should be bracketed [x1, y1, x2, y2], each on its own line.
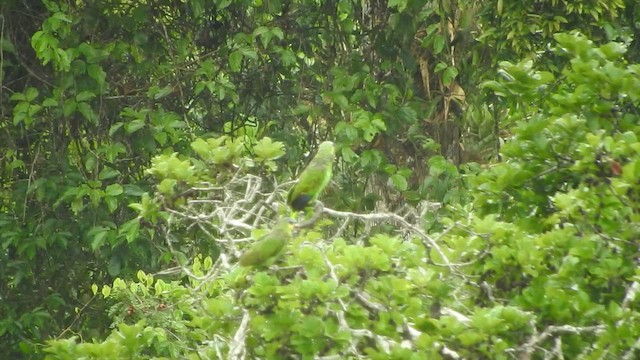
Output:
[321, 206, 454, 267]
[295, 201, 325, 229]
[228, 310, 250, 360]
[56, 294, 97, 339]
[518, 324, 605, 360]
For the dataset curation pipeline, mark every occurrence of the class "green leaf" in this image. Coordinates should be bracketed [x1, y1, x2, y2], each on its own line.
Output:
[9, 92, 26, 101]
[254, 26, 274, 48]
[428, 155, 457, 177]
[390, 173, 408, 191]
[271, 27, 284, 40]
[1, 37, 16, 54]
[253, 26, 269, 37]
[443, 66, 459, 86]
[229, 50, 242, 72]
[125, 119, 145, 134]
[87, 64, 106, 87]
[294, 316, 325, 337]
[108, 256, 121, 276]
[85, 155, 96, 171]
[388, 0, 408, 12]
[63, 100, 77, 117]
[216, 0, 232, 10]
[325, 92, 349, 109]
[25, 87, 39, 102]
[157, 178, 177, 195]
[151, 85, 174, 99]
[203, 256, 213, 270]
[105, 196, 118, 212]
[371, 116, 387, 132]
[239, 46, 258, 60]
[99, 167, 120, 180]
[433, 35, 445, 54]
[280, 48, 296, 66]
[42, 97, 58, 107]
[91, 227, 109, 251]
[101, 285, 111, 298]
[105, 184, 124, 197]
[109, 122, 124, 136]
[481, 80, 507, 96]
[599, 42, 626, 60]
[71, 196, 84, 214]
[254, 137, 285, 161]
[434, 62, 448, 72]
[340, 147, 358, 162]
[121, 219, 140, 243]
[77, 102, 97, 124]
[76, 91, 96, 102]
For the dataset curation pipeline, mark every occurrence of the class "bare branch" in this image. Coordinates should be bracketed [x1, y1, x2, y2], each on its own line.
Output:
[228, 310, 250, 360]
[518, 324, 606, 360]
[321, 206, 456, 268]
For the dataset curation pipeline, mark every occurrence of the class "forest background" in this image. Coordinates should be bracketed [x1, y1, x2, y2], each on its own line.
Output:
[2, 0, 640, 358]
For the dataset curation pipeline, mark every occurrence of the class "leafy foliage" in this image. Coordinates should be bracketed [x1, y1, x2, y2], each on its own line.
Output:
[43, 33, 640, 358]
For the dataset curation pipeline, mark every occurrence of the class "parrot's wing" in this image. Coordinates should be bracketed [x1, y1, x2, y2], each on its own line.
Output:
[238, 219, 292, 266]
[288, 165, 332, 210]
[238, 236, 286, 266]
[287, 142, 335, 211]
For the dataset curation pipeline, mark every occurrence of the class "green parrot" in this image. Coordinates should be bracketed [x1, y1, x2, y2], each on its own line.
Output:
[287, 141, 335, 211]
[238, 217, 293, 267]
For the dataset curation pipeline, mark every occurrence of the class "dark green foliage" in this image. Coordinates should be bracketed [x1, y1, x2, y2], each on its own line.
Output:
[42, 32, 640, 357]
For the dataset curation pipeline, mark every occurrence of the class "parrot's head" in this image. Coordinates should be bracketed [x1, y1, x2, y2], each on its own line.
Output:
[318, 141, 335, 157]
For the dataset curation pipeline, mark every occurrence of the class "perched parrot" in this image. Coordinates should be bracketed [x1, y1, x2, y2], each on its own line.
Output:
[238, 217, 293, 267]
[287, 141, 335, 211]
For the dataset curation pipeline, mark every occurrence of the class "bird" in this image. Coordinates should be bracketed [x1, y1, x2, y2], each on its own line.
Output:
[287, 141, 335, 211]
[238, 217, 293, 266]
